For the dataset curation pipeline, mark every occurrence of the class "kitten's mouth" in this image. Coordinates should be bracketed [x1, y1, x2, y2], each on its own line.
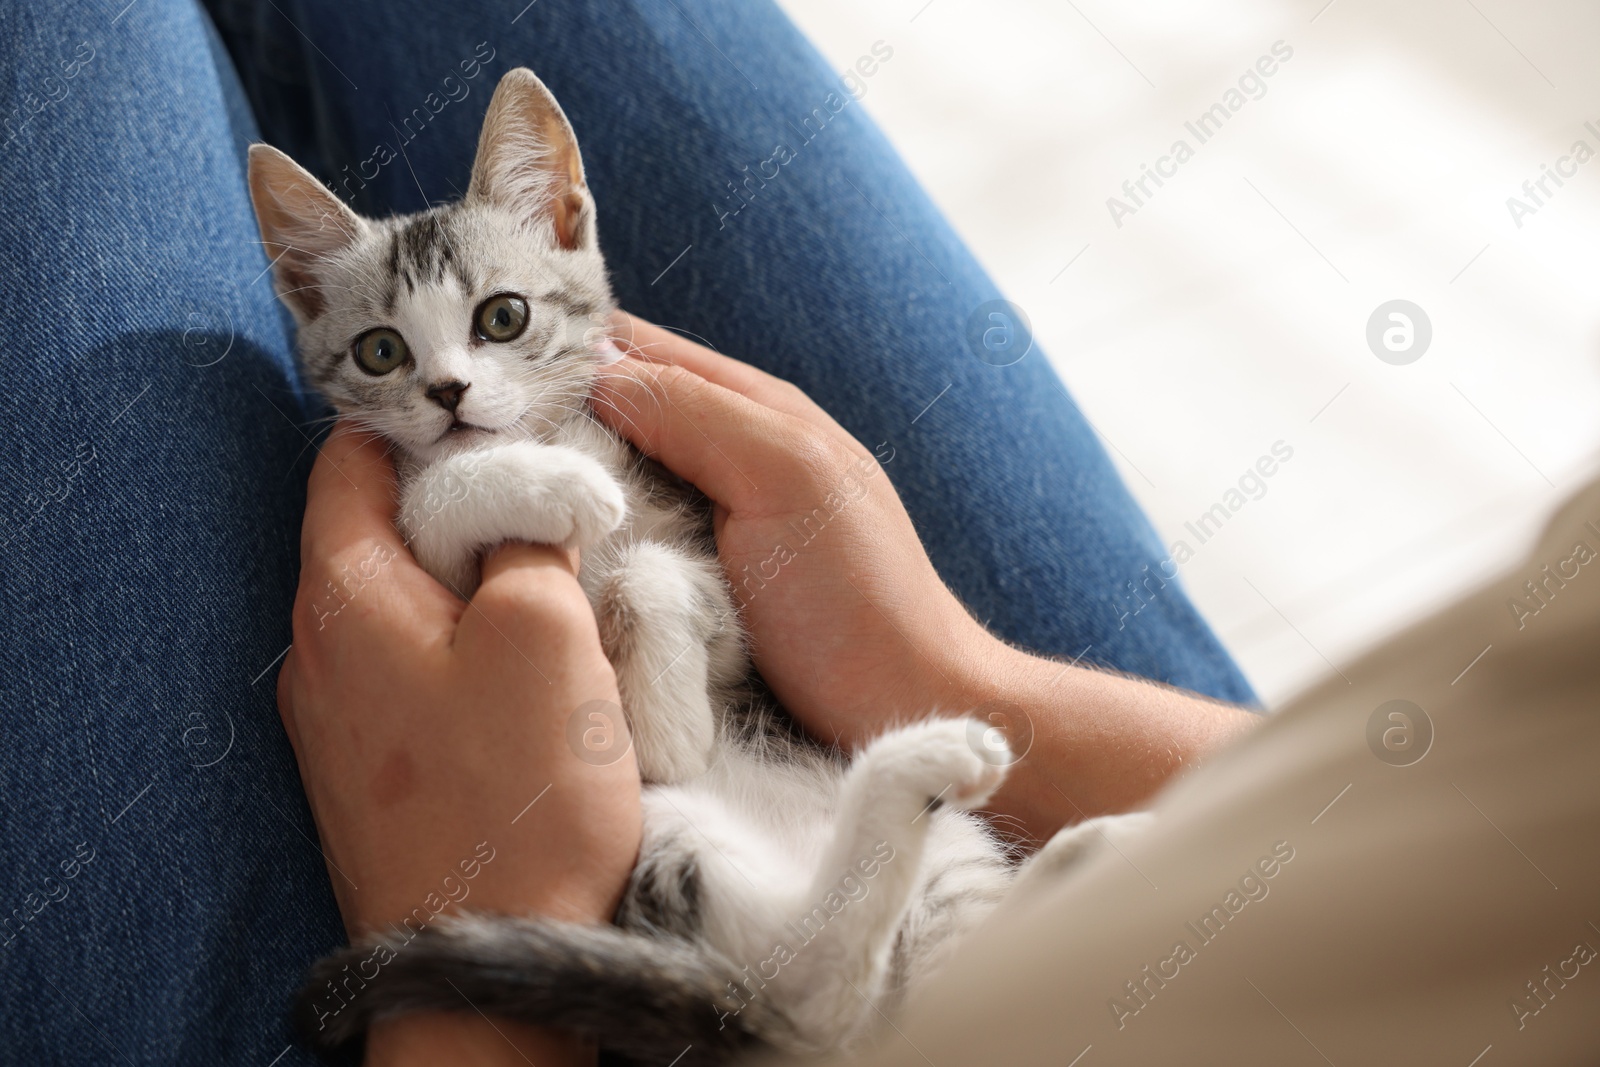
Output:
[439, 418, 489, 441]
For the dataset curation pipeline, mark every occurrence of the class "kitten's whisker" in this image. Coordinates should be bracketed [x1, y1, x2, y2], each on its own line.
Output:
[276, 282, 361, 299]
[615, 339, 678, 362]
[587, 395, 650, 446]
[651, 323, 726, 354]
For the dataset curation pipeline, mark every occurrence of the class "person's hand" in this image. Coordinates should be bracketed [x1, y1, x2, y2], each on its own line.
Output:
[595, 315, 998, 752]
[595, 315, 1257, 839]
[276, 424, 641, 1066]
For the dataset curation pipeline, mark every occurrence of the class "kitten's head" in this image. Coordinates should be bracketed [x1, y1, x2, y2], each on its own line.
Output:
[247, 68, 615, 465]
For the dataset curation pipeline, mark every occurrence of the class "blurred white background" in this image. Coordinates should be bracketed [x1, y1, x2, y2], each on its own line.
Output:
[776, 0, 1600, 704]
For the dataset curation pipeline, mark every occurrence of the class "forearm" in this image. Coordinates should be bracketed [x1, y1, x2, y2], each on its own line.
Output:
[962, 642, 1259, 840]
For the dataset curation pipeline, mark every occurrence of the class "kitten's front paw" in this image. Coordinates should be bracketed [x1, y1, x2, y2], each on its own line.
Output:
[401, 443, 627, 595]
[486, 442, 627, 549]
[559, 468, 627, 548]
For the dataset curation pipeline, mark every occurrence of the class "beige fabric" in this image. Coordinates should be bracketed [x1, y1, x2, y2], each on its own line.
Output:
[793, 477, 1600, 1066]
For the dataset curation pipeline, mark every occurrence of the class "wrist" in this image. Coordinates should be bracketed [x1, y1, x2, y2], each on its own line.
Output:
[935, 611, 1053, 729]
[973, 649, 1256, 840]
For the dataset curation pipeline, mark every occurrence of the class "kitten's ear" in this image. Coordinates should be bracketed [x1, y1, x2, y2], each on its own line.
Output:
[246, 143, 366, 323]
[467, 68, 594, 250]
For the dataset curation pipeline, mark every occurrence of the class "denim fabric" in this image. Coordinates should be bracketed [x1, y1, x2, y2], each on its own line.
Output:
[0, 0, 1254, 1061]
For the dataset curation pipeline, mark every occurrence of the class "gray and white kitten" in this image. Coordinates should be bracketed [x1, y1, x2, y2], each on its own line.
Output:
[249, 68, 1143, 1066]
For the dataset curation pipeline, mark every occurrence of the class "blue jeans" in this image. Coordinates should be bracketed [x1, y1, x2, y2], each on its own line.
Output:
[0, 0, 1253, 1061]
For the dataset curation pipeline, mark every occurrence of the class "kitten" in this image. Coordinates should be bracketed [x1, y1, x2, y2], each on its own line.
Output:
[249, 67, 1144, 1065]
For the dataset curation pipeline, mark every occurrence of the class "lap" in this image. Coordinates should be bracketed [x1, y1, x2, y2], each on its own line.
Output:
[0, 3, 340, 1063]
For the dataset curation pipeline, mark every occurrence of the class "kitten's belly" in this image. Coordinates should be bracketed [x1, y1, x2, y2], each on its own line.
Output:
[649, 743, 842, 897]
[645, 740, 1010, 950]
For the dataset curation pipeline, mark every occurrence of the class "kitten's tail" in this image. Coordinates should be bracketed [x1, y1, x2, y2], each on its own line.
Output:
[294, 915, 778, 1066]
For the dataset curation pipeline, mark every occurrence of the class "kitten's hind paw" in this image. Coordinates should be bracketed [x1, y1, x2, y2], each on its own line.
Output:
[862, 717, 1010, 816]
[942, 728, 1008, 811]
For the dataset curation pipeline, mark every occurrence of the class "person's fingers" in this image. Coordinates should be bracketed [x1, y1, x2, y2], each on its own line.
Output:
[479, 540, 579, 584]
[461, 541, 601, 671]
[609, 312, 855, 443]
[301, 423, 406, 562]
[297, 422, 451, 642]
[592, 358, 823, 511]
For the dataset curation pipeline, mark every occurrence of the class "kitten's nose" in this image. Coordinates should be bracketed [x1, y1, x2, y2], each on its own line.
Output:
[425, 380, 469, 413]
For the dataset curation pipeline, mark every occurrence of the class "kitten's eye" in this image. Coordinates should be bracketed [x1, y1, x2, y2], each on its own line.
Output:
[474, 294, 529, 343]
[352, 328, 409, 376]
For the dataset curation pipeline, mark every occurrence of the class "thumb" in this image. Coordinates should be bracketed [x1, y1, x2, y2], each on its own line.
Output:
[461, 541, 594, 665]
[592, 358, 797, 510]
